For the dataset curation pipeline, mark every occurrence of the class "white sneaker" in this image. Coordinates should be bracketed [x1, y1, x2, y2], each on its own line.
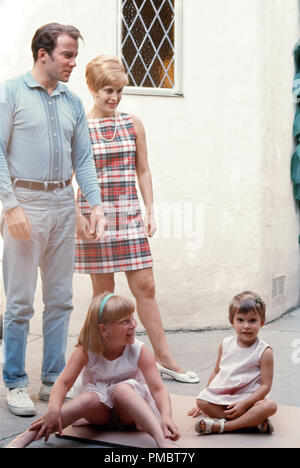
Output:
[7, 388, 37, 416]
[38, 384, 73, 402]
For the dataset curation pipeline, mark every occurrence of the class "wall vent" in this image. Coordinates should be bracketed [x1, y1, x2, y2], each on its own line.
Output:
[272, 276, 286, 298]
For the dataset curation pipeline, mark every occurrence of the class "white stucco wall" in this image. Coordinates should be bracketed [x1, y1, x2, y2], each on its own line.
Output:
[0, 0, 299, 330]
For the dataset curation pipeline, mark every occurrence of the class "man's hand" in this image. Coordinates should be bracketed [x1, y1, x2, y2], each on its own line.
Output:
[89, 205, 108, 241]
[76, 213, 95, 241]
[5, 206, 31, 240]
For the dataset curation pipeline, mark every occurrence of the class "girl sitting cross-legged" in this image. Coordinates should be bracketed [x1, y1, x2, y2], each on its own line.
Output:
[188, 291, 277, 435]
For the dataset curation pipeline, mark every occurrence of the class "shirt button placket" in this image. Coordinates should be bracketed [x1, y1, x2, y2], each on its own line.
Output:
[49, 99, 59, 180]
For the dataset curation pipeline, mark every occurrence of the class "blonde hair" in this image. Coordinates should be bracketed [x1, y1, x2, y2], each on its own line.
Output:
[86, 55, 129, 93]
[77, 292, 135, 355]
[228, 291, 266, 324]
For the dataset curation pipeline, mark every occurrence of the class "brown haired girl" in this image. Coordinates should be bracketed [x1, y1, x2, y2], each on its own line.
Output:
[188, 291, 277, 434]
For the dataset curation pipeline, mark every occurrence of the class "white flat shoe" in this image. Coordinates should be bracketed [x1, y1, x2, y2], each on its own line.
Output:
[156, 363, 200, 383]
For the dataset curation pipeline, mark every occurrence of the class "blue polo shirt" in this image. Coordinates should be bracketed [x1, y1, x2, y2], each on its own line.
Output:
[0, 71, 101, 211]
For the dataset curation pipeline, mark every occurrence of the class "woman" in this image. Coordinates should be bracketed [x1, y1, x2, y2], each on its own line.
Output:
[75, 55, 198, 383]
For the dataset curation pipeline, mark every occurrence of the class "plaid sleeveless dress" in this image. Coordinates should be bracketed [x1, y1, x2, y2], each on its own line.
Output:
[74, 113, 153, 274]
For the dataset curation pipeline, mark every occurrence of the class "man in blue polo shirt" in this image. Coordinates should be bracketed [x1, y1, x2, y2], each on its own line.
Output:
[0, 23, 106, 416]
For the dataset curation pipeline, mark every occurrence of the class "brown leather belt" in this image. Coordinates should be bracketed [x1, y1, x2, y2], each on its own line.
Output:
[11, 177, 71, 191]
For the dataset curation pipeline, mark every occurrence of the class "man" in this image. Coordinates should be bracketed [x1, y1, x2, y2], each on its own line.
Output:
[0, 23, 106, 416]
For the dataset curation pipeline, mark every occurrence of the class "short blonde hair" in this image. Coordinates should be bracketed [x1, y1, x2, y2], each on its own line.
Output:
[77, 292, 135, 355]
[86, 55, 129, 92]
[228, 291, 266, 324]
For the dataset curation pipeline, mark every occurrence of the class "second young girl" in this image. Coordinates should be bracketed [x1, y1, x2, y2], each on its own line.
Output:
[6, 293, 180, 448]
[188, 291, 277, 434]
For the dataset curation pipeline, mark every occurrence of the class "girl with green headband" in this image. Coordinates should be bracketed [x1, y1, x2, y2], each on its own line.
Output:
[6, 293, 180, 448]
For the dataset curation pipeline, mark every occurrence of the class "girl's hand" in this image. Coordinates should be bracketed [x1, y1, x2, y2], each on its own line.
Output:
[29, 410, 63, 442]
[144, 210, 157, 238]
[161, 416, 180, 441]
[76, 213, 95, 241]
[187, 406, 204, 418]
[224, 401, 247, 420]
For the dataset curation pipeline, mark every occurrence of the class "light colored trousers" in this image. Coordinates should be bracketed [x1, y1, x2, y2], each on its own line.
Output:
[2, 184, 76, 389]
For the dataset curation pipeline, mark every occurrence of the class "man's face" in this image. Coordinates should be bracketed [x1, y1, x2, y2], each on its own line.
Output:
[44, 34, 78, 83]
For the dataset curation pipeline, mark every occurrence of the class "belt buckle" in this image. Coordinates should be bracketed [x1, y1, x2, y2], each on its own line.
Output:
[50, 181, 59, 191]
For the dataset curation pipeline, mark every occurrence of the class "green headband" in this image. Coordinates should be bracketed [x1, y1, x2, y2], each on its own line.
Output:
[99, 294, 114, 322]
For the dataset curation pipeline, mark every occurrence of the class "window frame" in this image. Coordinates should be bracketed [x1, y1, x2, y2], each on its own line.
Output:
[117, 0, 183, 96]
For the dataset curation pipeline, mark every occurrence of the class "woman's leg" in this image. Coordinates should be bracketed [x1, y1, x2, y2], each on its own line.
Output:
[112, 383, 176, 448]
[125, 268, 184, 373]
[6, 392, 111, 448]
[90, 273, 115, 297]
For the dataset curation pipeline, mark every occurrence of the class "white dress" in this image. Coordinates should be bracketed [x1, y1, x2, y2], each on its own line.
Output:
[197, 335, 271, 405]
[75, 339, 160, 418]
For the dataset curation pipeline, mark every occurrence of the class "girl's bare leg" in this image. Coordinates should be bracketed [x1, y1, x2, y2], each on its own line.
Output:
[223, 400, 277, 432]
[112, 383, 177, 448]
[125, 268, 184, 373]
[197, 399, 277, 433]
[196, 399, 227, 419]
[6, 392, 111, 448]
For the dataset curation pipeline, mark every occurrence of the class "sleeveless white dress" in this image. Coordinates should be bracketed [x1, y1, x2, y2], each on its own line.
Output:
[197, 335, 271, 405]
[75, 339, 160, 418]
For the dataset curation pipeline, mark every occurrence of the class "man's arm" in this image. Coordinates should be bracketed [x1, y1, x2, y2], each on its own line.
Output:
[0, 83, 31, 240]
[0, 83, 19, 212]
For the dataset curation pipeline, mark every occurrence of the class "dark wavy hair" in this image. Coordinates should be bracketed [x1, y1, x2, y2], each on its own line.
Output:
[228, 291, 266, 324]
[31, 23, 83, 62]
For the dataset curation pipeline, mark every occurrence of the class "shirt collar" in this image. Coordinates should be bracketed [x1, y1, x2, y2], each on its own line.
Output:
[22, 71, 67, 95]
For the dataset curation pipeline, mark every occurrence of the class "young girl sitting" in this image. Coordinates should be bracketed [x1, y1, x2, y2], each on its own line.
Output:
[6, 293, 180, 448]
[188, 291, 277, 434]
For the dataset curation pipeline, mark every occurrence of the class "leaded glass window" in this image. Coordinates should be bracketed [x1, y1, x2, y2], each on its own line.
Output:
[118, 0, 182, 95]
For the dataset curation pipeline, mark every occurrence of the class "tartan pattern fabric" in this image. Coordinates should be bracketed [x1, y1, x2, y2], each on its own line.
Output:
[74, 113, 153, 273]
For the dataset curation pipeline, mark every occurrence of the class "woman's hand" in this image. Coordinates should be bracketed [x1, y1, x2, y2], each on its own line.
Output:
[161, 416, 180, 441]
[29, 410, 63, 442]
[90, 205, 108, 241]
[144, 210, 157, 237]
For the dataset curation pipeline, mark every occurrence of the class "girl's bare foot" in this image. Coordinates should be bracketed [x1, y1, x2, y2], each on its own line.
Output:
[158, 439, 180, 448]
[5, 430, 35, 448]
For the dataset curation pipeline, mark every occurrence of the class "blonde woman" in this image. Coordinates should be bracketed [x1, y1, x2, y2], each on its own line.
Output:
[74, 55, 198, 383]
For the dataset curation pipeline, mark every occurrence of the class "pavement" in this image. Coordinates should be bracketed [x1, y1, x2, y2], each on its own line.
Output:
[0, 308, 299, 448]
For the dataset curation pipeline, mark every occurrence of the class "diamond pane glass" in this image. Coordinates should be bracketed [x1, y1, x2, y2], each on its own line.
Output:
[121, 0, 175, 89]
